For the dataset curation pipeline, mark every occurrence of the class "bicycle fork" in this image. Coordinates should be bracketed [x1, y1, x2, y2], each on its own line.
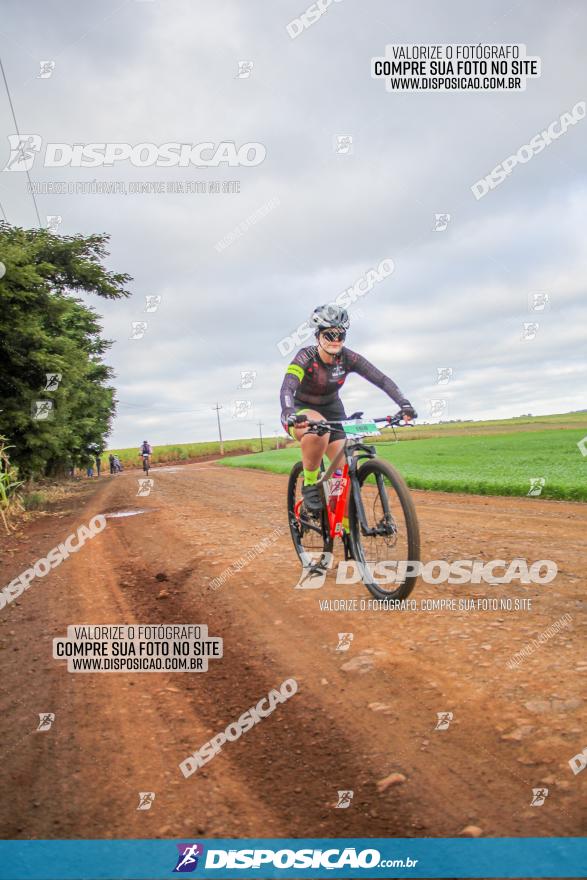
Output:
[350, 468, 395, 538]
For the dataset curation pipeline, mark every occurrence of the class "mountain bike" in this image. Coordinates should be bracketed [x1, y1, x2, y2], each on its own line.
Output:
[287, 413, 420, 600]
[142, 453, 150, 475]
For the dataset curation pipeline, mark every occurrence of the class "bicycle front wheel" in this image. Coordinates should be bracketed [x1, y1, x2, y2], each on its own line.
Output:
[348, 458, 420, 600]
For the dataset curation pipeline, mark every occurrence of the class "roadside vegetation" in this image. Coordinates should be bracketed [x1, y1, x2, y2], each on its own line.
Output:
[218, 415, 587, 502]
[107, 436, 292, 468]
[0, 223, 131, 480]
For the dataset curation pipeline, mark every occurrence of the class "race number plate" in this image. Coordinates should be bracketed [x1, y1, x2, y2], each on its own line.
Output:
[341, 419, 381, 436]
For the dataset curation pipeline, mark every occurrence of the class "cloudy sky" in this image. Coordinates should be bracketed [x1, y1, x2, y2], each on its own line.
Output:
[1, 0, 586, 448]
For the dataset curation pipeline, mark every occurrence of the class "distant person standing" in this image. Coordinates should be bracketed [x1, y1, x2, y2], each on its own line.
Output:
[95, 455, 102, 476]
[109, 453, 116, 475]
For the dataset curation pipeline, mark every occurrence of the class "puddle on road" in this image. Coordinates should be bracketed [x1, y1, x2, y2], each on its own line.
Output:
[103, 509, 153, 519]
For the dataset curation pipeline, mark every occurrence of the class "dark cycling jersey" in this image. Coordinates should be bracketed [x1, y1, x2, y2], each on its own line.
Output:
[280, 345, 408, 424]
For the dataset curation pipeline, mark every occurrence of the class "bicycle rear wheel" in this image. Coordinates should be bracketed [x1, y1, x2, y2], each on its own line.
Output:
[287, 461, 332, 570]
[348, 458, 420, 600]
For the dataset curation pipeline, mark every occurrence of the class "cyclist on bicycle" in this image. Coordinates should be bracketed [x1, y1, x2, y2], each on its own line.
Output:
[280, 304, 417, 512]
[139, 440, 152, 464]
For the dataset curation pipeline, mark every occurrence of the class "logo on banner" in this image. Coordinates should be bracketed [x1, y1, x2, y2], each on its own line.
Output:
[4, 134, 42, 171]
[137, 792, 155, 810]
[137, 478, 154, 497]
[44, 373, 62, 391]
[173, 843, 204, 872]
[527, 477, 545, 497]
[433, 212, 451, 232]
[435, 711, 453, 730]
[336, 632, 353, 652]
[32, 400, 54, 420]
[334, 135, 353, 155]
[46, 215, 62, 233]
[36, 713, 55, 731]
[236, 61, 254, 79]
[335, 790, 354, 808]
[238, 370, 257, 389]
[294, 552, 333, 589]
[130, 321, 148, 340]
[436, 366, 453, 385]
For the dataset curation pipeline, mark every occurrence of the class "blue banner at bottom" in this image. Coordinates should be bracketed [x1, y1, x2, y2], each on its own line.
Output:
[0, 838, 585, 879]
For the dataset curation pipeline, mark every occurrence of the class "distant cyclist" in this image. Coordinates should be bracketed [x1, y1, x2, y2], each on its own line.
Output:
[279, 304, 417, 512]
[139, 440, 152, 471]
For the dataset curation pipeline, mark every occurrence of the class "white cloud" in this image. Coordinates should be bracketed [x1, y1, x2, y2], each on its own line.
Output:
[0, 0, 585, 446]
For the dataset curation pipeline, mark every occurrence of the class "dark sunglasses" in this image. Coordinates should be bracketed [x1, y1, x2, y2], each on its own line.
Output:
[322, 329, 346, 342]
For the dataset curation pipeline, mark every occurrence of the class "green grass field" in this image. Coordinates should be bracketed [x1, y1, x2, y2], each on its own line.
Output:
[218, 425, 587, 502]
[106, 413, 587, 500]
[356, 410, 587, 441]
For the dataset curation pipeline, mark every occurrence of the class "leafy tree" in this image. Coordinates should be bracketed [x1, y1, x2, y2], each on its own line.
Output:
[0, 223, 131, 477]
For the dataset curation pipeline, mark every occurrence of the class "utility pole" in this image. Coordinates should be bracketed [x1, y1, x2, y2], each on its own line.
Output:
[212, 403, 224, 455]
[258, 421, 264, 452]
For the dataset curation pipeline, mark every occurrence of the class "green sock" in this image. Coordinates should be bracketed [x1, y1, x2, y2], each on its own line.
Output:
[303, 467, 320, 486]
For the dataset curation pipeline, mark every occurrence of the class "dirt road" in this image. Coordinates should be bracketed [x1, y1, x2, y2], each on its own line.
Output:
[1, 463, 586, 840]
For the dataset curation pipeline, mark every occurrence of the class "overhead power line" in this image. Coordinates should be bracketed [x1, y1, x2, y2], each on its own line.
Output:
[116, 401, 212, 414]
[0, 53, 42, 226]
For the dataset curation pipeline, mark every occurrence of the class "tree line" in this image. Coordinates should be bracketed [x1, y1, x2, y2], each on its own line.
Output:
[0, 223, 131, 478]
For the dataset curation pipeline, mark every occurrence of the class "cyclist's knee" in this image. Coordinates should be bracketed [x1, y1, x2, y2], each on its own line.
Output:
[327, 439, 345, 459]
[301, 429, 328, 447]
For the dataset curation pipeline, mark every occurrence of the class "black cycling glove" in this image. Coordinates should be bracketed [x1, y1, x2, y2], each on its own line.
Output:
[286, 413, 308, 427]
[398, 399, 418, 419]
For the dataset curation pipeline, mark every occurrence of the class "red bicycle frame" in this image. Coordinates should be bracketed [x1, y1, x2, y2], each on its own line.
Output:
[325, 462, 351, 538]
[294, 461, 351, 540]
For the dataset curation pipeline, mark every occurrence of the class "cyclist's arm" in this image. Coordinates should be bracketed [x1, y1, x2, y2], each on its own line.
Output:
[279, 353, 307, 422]
[346, 349, 408, 406]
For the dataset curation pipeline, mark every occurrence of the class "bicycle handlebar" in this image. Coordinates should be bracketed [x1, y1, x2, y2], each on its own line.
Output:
[374, 414, 408, 426]
[295, 411, 413, 435]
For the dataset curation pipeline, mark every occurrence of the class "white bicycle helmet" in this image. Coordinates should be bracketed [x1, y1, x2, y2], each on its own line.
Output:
[309, 303, 350, 332]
